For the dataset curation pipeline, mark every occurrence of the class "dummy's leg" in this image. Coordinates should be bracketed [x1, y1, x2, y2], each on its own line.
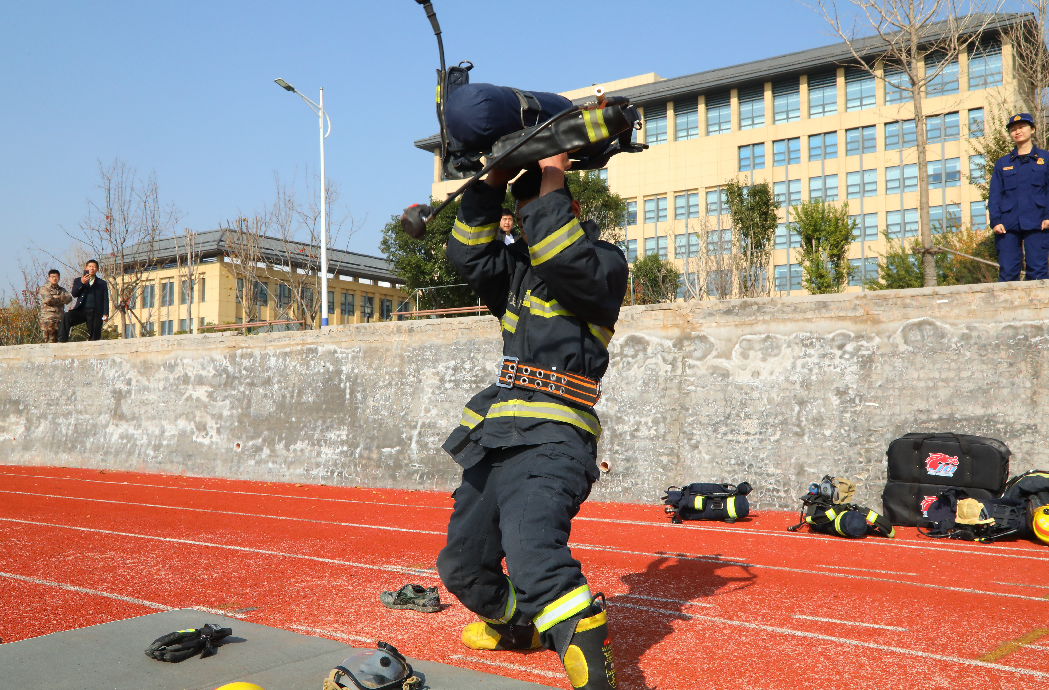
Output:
[437, 450, 539, 650]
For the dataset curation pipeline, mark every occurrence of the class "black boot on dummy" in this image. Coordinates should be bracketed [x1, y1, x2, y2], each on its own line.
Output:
[540, 594, 617, 690]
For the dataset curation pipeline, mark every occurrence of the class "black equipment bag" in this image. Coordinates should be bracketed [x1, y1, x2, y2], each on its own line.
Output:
[1001, 471, 1049, 539]
[886, 433, 1010, 492]
[917, 488, 1025, 542]
[144, 624, 232, 662]
[788, 477, 895, 538]
[881, 480, 995, 527]
[662, 482, 751, 524]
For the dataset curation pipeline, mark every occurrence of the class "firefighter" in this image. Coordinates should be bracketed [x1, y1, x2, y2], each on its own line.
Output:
[435, 153, 628, 690]
[988, 112, 1049, 281]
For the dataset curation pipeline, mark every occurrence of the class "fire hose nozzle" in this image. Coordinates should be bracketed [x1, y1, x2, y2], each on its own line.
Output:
[401, 204, 435, 239]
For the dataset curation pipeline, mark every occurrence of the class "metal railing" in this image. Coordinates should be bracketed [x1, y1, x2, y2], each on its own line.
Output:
[198, 319, 305, 332]
[397, 305, 490, 319]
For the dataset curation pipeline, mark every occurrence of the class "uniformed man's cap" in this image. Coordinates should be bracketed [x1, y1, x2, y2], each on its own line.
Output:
[1008, 112, 1035, 129]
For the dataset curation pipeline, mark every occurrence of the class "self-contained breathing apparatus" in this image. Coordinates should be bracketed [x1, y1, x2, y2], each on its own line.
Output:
[400, 0, 648, 239]
[662, 482, 752, 524]
[788, 476, 895, 538]
[916, 488, 1026, 543]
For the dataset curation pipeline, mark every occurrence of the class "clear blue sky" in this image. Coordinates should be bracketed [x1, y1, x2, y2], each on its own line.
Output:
[0, 0, 853, 290]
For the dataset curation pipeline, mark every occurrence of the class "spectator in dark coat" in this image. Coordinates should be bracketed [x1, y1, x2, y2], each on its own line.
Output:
[58, 259, 109, 342]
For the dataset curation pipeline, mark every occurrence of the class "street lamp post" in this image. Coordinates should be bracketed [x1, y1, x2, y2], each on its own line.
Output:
[274, 78, 332, 326]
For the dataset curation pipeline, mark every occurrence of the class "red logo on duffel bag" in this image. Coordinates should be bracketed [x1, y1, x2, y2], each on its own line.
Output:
[921, 495, 938, 516]
[925, 453, 960, 477]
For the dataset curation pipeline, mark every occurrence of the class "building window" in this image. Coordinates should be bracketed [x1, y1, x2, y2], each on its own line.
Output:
[674, 192, 700, 219]
[706, 188, 728, 216]
[626, 201, 637, 225]
[328, 290, 335, 314]
[341, 291, 355, 317]
[808, 73, 838, 118]
[930, 204, 962, 233]
[774, 264, 803, 291]
[968, 43, 1003, 90]
[140, 283, 156, 309]
[773, 179, 802, 206]
[885, 120, 917, 150]
[971, 200, 988, 229]
[738, 86, 765, 130]
[885, 164, 919, 194]
[850, 212, 879, 242]
[845, 126, 877, 156]
[160, 320, 174, 336]
[644, 104, 668, 145]
[198, 277, 205, 302]
[675, 99, 699, 140]
[809, 132, 838, 160]
[846, 170, 877, 198]
[675, 232, 701, 258]
[144, 322, 155, 336]
[773, 80, 800, 123]
[884, 68, 912, 104]
[706, 94, 731, 135]
[360, 295, 375, 322]
[738, 143, 765, 171]
[969, 108, 985, 138]
[809, 175, 839, 201]
[160, 281, 175, 307]
[775, 223, 802, 249]
[928, 158, 961, 188]
[179, 318, 189, 333]
[380, 298, 393, 320]
[595, 169, 608, 181]
[276, 284, 292, 310]
[644, 236, 669, 259]
[849, 258, 880, 286]
[773, 138, 801, 167]
[180, 280, 193, 305]
[845, 69, 876, 111]
[969, 154, 986, 184]
[255, 281, 268, 307]
[927, 112, 960, 143]
[644, 197, 668, 224]
[887, 209, 919, 239]
[624, 239, 638, 263]
[926, 55, 960, 97]
[124, 323, 135, 339]
[706, 229, 732, 256]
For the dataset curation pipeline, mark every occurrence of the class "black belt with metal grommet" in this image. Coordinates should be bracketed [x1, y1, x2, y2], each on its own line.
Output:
[495, 356, 602, 407]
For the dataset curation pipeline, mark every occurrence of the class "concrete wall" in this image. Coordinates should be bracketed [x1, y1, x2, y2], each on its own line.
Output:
[2, 280, 1048, 511]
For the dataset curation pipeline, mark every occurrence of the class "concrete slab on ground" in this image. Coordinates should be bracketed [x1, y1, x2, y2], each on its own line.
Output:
[0, 608, 554, 690]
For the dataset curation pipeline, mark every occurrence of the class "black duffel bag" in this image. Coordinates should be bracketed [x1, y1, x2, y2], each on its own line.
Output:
[662, 482, 751, 524]
[882, 480, 995, 526]
[886, 433, 1010, 492]
[1002, 471, 1049, 539]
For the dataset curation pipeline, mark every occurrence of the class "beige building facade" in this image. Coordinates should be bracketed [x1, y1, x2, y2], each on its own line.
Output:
[117, 230, 405, 337]
[420, 15, 1025, 296]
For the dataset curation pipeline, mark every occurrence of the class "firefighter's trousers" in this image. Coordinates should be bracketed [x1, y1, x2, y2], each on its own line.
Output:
[437, 442, 595, 632]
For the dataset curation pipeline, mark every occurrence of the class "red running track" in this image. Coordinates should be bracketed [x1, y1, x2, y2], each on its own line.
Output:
[2, 465, 1049, 689]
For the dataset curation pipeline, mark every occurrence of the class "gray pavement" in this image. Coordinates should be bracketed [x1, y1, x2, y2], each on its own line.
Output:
[0, 609, 555, 690]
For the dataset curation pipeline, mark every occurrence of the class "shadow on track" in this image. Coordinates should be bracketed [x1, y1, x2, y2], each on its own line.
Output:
[607, 552, 757, 690]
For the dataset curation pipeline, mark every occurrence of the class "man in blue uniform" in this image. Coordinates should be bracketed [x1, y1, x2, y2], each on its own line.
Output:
[988, 112, 1049, 281]
[435, 153, 628, 690]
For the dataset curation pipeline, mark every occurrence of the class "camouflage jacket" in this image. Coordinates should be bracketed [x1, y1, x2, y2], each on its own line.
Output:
[38, 283, 72, 320]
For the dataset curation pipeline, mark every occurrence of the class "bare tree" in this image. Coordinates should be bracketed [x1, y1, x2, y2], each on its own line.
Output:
[63, 159, 178, 337]
[1012, 2, 1049, 141]
[0, 255, 49, 346]
[814, 1, 1003, 287]
[222, 216, 267, 324]
[174, 229, 203, 333]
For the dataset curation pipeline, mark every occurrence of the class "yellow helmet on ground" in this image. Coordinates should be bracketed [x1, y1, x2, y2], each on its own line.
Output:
[1032, 505, 1049, 545]
[214, 683, 266, 690]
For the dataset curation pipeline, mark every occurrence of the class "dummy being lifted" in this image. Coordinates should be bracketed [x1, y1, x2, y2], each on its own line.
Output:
[399, 0, 647, 239]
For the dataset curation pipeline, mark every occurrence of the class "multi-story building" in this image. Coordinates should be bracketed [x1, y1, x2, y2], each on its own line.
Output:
[116, 229, 405, 338]
[418, 14, 1025, 296]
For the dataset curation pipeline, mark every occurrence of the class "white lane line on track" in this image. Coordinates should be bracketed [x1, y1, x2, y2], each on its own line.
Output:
[610, 602, 1049, 680]
[7, 471, 1045, 561]
[0, 472, 452, 511]
[3, 515, 1040, 606]
[0, 571, 245, 619]
[450, 655, 562, 679]
[812, 564, 919, 576]
[993, 581, 1049, 589]
[573, 542, 1049, 604]
[0, 518, 440, 580]
[0, 490, 445, 537]
[289, 624, 375, 644]
[615, 594, 713, 607]
[791, 614, 908, 631]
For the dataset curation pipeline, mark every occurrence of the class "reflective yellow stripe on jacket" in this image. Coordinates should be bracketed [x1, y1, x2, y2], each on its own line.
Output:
[460, 407, 484, 430]
[524, 291, 573, 318]
[501, 308, 519, 334]
[452, 219, 498, 246]
[587, 323, 613, 347]
[487, 400, 601, 437]
[529, 218, 584, 265]
[582, 109, 610, 143]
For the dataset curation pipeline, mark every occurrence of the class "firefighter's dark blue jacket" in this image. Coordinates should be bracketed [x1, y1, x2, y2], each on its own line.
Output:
[988, 146, 1049, 230]
[441, 181, 629, 474]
